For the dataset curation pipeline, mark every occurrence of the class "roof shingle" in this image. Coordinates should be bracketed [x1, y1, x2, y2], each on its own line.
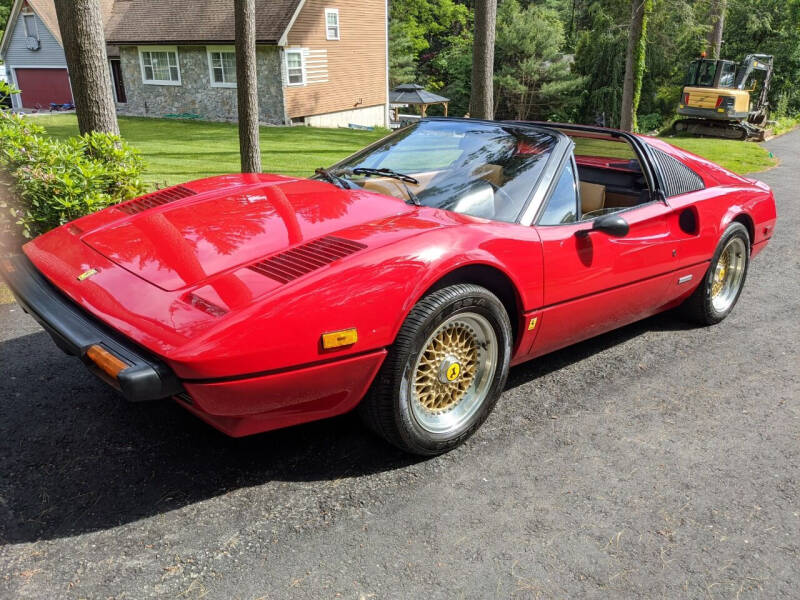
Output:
[104, 0, 303, 45]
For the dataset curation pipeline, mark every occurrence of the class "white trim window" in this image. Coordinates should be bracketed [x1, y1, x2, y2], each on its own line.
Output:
[138, 46, 181, 85]
[325, 8, 340, 40]
[285, 49, 305, 86]
[207, 46, 237, 88]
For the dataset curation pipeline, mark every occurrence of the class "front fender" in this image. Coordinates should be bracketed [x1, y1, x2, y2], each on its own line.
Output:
[168, 224, 541, 379]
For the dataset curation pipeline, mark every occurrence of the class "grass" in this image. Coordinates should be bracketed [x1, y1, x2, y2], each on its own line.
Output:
[33, 114, 778, 184]
[771, 116, 799, 137]
[657, 136, 777, 173]
[34, 114, 387, 188]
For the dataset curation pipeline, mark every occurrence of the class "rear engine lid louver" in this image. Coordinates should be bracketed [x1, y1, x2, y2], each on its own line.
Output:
[248, 236, 367, 284]
[116, 185, 196, 215]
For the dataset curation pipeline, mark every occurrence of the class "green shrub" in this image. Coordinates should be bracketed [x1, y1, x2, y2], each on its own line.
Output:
[0, 112, 146, 243]
[636, 112, 664, 134]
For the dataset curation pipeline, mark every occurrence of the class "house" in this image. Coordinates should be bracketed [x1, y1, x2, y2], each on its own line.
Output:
[105, 0, 389, 127]
[1, 0, 390, 128]
[0, 0, 118, 110]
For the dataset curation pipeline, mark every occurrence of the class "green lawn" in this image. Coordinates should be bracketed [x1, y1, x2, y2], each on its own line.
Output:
[659, 136, 777, 174]
[34, 115, 387, 188]
[33, 115, 777, 188]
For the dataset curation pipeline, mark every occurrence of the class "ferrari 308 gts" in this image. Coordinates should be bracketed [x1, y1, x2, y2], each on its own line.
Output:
[2, 119, 776, 455]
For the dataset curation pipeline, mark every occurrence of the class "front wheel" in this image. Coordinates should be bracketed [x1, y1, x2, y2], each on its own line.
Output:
[680, 222, 750, 325]
[359, 284, 512, 455]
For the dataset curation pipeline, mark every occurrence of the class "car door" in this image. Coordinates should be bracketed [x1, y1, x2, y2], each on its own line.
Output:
[527, 152, 679, 358]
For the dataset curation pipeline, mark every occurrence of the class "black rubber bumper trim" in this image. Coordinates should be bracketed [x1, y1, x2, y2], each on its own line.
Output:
[1, 254, 183, 402]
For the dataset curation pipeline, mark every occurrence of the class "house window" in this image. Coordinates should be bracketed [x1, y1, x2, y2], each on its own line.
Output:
[22, 14, 38, 39]
[285, 50, 305, 85]
[139, 47, 181, 85]
[207, 46, 237, 87]
[325, 8, 340, 40]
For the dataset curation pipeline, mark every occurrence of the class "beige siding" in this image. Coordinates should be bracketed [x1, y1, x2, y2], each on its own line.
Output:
[283, 0, 387, 120]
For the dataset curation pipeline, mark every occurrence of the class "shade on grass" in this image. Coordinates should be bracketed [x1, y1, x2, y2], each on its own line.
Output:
[35, 115, 387, 188]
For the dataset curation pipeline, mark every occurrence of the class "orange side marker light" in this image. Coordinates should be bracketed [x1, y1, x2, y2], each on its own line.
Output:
[87, 345, 129, 379]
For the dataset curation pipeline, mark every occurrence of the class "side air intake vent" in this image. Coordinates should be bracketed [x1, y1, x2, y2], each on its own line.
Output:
[648, 146, 705, 197]
[117, 185, 196, 215]
[248, 236, 367, 284]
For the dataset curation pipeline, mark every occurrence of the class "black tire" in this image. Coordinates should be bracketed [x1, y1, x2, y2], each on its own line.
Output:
[359, 284, 512, 455]
[680, 222, 750, 325]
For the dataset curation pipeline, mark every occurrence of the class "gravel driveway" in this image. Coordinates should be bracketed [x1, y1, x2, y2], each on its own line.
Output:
[1, 131, 798, 599]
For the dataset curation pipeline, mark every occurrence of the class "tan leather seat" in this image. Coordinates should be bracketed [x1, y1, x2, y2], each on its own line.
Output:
[471, 163, 504, 188]
[580, 182, 606, 215]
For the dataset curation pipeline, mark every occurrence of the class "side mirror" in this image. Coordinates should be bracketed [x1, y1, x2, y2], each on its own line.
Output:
[593, 213, 629, 236]
[577, 213, 629, 238]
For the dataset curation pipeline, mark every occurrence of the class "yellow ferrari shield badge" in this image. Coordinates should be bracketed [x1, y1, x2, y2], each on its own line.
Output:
[446, 362, 461, 381]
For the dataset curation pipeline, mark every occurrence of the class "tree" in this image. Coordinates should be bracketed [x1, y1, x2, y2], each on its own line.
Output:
[471, 0, 497, 119]
[707, 0, 727, 59]
[494, 0, 584, 121]
[234, 0, 261, 173]
[620, 0, 651, 132]
[53, 0, 118, 135]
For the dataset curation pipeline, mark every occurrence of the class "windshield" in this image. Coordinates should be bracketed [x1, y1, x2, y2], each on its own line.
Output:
[686, 60, 718, 87]
[324, 120, 559, 223]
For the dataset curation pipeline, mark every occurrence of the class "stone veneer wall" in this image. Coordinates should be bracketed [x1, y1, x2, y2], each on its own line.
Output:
[117, 45, 286, 124]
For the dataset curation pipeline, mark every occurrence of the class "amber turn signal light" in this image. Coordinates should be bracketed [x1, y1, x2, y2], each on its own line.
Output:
[322, 328, 358, 349]
[86, 345, 129, 379]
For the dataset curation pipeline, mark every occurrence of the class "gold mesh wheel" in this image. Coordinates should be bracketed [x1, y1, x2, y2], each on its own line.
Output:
[413, 322, 479, 413]
[408, 312, 498, 434]
[711, 236, 747, 313]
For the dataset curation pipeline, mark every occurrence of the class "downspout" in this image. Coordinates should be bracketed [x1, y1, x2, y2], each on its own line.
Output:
[385, 0, 390, 128]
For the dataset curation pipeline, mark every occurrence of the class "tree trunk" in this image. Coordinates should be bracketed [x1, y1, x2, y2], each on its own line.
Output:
[471, 0, 497, 120]
[53, 0, 118, 135]
[620, 0, 649, 132]
[234, 0, 261, 173]
[707, 0, 727, 59]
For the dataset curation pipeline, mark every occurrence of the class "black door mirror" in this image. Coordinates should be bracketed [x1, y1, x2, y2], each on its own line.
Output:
[591, 213, 629, 237]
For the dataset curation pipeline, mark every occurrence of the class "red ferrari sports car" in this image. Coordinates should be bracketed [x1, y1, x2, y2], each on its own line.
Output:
[2, 119, 776, 455]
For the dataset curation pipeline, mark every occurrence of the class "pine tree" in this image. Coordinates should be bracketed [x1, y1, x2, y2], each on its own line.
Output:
[234, 0, 261, 173]
[53, 0, 118, 135]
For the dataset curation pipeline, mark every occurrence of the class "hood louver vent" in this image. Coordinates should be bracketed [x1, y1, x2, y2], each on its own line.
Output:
[248, 236, 367, 284]
[117, 185, 196, 215]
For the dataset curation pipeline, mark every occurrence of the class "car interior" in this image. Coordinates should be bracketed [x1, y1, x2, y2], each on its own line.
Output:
[566, 131, 652, 221]
[348, 124, 652, 225]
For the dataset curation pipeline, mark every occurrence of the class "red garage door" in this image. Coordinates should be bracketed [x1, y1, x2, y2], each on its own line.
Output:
[15, 68, 73, 109]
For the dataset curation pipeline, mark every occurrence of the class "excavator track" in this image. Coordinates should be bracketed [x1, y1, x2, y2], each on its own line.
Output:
[673, 119, 764, 141]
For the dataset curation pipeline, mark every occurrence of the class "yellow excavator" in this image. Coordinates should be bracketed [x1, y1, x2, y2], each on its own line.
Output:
[674, 53, 774, 140]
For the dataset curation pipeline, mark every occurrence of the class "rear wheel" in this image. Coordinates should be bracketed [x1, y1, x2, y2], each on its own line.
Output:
[359, 284, 512, 455]
[681, 222, 750, 325]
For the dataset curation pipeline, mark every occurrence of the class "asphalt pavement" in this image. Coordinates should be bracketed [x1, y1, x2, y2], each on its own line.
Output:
[1, 131, 798, 599]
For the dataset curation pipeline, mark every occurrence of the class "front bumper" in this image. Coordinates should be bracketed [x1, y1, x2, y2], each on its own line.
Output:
[1, 254, 183, 401]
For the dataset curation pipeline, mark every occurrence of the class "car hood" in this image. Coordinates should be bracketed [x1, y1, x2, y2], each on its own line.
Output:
[82, 176, 414, 291]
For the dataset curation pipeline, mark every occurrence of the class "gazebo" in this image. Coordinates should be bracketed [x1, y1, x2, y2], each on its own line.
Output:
[389, 83, 450, 117]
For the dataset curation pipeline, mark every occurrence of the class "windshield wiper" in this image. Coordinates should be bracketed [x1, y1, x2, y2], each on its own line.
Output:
[349, 168, 422, 206]
[351, 167, 419, 185]
[314, 167, 357, 190]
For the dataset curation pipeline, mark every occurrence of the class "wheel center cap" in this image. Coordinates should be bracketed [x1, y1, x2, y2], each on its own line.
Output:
[438, 355, 462, 384]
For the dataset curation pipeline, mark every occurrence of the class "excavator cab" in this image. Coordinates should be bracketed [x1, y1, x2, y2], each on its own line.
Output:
[675, 54, 774, 140]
